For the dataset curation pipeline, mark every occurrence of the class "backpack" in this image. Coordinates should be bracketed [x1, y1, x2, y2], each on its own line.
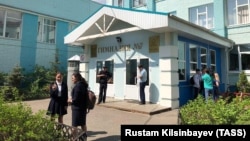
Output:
[189, 75, 195, 85]
[87, 90, 96, 113]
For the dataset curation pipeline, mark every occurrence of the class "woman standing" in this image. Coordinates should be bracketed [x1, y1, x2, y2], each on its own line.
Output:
[213, 72, 220, 101]
[47, 72, 68, 123]
[68, 72, 88, 138]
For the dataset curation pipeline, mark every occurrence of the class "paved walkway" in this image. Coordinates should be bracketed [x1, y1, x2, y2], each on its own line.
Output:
[25, 97, 179, 123]
[24, 97, 179, 140]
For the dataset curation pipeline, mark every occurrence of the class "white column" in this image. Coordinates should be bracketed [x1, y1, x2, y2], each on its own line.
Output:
[159, 33, 179, 109]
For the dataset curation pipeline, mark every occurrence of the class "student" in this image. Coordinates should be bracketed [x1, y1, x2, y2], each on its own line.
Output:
[68, 72, 88, 139]
[137, 64, 147, 105]
[47, 72, 68, 124]
[96, 66, 112, 104]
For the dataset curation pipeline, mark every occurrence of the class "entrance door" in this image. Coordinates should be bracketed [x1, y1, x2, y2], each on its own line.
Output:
[125, 59, 139, 100]
[125, 59, 149, 101]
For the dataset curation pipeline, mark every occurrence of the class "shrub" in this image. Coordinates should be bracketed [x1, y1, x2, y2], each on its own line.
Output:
[0, 97, 58, 140]
[0, 86, 21, 101]
[237, 71, 250, 93]
[180, 95, 250, 124]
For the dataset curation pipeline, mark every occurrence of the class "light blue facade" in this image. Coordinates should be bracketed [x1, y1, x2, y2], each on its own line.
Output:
[65, 5, 233, 108]
[101, 0, 250, 106]
[0, 0, 102, 73]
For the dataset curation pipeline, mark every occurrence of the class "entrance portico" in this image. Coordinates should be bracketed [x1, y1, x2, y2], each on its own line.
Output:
[65, 6, 234, 108]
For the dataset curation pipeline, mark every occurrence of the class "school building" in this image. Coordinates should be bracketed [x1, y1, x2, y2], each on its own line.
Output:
[65, 6, 234, 108]
[1, 0, 250, 108]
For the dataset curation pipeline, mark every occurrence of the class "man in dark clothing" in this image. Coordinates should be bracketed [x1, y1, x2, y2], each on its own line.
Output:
[97, 66, 112, 104]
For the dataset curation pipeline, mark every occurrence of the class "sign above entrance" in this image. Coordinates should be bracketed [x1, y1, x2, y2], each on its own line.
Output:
[97, 42, 143, 53]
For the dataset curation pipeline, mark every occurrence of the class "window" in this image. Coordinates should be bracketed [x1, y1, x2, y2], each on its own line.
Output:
[189, 3, 214, 29]
[37, 17, 56, 43]
[133, 0, 146, 7]
[201, 47, 207, 69]
[126, 59, 137, 85]
[126, 58, 149, 85]
[189, 44, 198, 72]
[113, 0, 123, 7]
[210, 50, 216, 71]
[229, 47, 239, 71]
[228, 0, 250, 25]
[0, 8, 22, 39]
[240, 45, 250, 70]
[178, 41, 186, 81]
[96, 60, 114, 84]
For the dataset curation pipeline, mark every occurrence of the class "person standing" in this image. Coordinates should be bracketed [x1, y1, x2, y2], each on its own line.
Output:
[193, 69, 201, 100]
[213, 72, 220, 101]
[201, 68, 213, 101]
[68, 72, 88, 139]
[137, 64, 147, 105]
[96, 66, 112, 104]
[47, 72, 68, 124]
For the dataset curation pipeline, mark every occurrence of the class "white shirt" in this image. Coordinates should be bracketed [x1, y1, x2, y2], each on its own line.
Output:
[56, 81, 62, 97]
[138, 68, 147, 83]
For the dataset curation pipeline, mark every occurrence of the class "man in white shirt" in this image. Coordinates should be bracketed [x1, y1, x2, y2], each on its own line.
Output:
[137, 64, 147, 105]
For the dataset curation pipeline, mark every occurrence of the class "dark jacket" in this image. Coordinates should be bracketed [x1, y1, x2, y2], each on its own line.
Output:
[47, 81, 68, 115]
[71, 81, 88, 110]
[98, 70, 112, 84]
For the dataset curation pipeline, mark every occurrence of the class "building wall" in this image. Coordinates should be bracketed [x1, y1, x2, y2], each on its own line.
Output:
[88, 30, 161, 102]
[0, 38, 21, 72]
[0, 0, 102, 73]
[228, 26, 250, 44]
[0, 0, 102, 22]
[20, 13, 37, 72]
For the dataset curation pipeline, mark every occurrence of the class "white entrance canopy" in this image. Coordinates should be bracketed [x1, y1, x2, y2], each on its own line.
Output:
[64, 6, 234, 47]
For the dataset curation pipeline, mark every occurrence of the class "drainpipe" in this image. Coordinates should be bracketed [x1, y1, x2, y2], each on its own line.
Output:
[225, 44, 234, 87]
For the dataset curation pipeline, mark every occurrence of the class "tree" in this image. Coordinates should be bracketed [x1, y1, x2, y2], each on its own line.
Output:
[7, 65, 24, 88]
[236, 71, 250, 93]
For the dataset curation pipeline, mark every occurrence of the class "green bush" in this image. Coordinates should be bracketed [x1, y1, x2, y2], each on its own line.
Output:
[237, 71, 250, 93]
[0, 86, 22, 101]
[0, 97, 58, 140]
[180, 95, 250, 124]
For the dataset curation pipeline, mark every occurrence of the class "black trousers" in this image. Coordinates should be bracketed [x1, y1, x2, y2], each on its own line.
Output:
[193, 87, 199, 100]
[139, 82, 146, 104]
[98, 83, 107, 103]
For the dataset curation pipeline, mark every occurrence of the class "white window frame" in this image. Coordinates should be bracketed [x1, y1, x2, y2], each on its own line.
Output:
[200, 47, 208, 69]
[37, 17, 56, 44]
[189, 3, 214, 29]
[0, 8, 22, 39]
[133, 0, 147, 7]
[189, 44, 198, 72]
[236, 0, 249, 24]
[210, 49, 216, 71]
[228, 0, 250, 25]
